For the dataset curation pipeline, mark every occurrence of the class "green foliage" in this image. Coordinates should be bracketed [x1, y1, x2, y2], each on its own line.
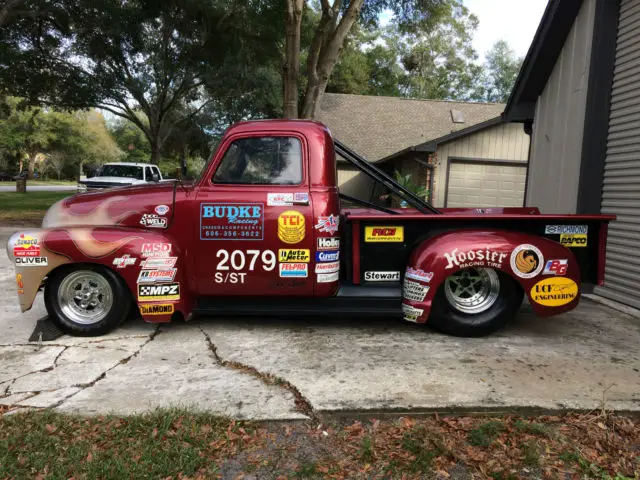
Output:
[467, 421, 506, 447]
[400, 425, 443, 471]
[479, 40, 523, 103]
[514, 420, 552, 438]
[393, 170, 428, 199]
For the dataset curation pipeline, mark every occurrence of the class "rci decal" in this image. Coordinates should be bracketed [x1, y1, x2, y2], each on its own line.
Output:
[140, 304, 175, 315]
[364, 226, 404, 242]
[278, 211, 305, 244]
[279, 249, 310, 263]
[560, 234, 587, 247]
[530, 277, 578, 307]
[137, 284, 180, 301]
[510, 244, 544, 279]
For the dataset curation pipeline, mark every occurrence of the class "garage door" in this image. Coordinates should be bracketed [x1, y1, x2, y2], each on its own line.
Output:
[445, 159, 527, 208]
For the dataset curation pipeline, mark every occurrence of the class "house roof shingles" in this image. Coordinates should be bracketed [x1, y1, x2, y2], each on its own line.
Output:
[316, 93, 505, 162]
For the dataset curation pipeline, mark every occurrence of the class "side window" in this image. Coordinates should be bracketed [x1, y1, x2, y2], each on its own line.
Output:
[145, 167, 153, 180]
[213, 137, 302, 185]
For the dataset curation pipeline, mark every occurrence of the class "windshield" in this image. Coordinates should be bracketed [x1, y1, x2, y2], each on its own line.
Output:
[98, 165, 144, 180]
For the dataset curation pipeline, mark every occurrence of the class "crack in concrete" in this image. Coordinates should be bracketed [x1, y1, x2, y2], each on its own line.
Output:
[52, 346, 68, 368]
[199, 327, 316, 421]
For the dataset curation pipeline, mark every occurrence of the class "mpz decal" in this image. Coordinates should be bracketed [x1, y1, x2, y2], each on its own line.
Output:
[200, 203, 264, 240]
[315, 215, 339, 235]
[278, 211, 305, 244]
[316, 250, 339, 262]
[545, 225, 588, 235]
[138, 284, 180, 301]
[402, 303, 423, 323]
[403, 280, 429, 302]
[444, 248, 507, 270]
[137, 269, 177, 283]
[140, 214, 167, 228]
[279, 249, 310, 263]
[543, 259, 568, 275]
[530, 277, 578, 307]
[317, 272, 339, 283]
[140, 304, 174, 315]
[279, 263, 308, 278]
[365, 226, 403, 243]
[15, 257, 48, 267]
[364, 271, 400, 281]
[113, 254, 136, 268]
[317, 237, 340, 250]
[510, 244, 544, 279]
[405, 268, 433, 283]
[560, 234, 587, 247]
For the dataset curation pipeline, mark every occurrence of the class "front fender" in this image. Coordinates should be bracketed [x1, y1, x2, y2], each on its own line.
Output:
[7, 226, 190, 323]
[402, 230, 581, 323]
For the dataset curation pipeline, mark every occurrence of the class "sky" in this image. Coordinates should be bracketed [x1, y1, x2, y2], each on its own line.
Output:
[464, 0, 548, 61]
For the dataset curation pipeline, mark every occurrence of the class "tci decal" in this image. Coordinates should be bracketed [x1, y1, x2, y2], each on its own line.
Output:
[444, 248, 507, 270]
[543, 259, 568, 275]
[364, 226, 403, 242]
[200, 203, 264, 240]
[278, 211, 305, 244]
[316, 250, 339, 262]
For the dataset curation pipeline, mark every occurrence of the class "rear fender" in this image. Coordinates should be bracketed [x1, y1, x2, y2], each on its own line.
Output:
[8, 227, 190, 323]
[402, 230, 581, 323]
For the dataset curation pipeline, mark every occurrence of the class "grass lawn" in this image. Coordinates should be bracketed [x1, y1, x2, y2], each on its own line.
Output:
[0, 191, 72, 225]
[0, 408, 637, 479]
[0, 179, 76, 186]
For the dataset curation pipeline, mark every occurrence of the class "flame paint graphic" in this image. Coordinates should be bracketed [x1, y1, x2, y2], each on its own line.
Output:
[67, 228, 141, 259]
[43, 196, 139, 228]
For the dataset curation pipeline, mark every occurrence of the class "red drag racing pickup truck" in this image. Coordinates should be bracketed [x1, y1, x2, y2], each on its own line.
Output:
[7, 120, 615, 337]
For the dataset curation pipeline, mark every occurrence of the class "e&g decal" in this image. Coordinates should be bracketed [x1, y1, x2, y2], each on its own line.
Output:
[560, 234, 587, 247]
[364, 226, 404, 242]
[510, 244, 544, 279]
[200, 203, 264, 240]
[530, 277, 578, 307]
[543, 259, 568, 275]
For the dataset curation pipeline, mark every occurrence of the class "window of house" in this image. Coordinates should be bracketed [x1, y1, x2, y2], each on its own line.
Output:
[213, 137, 302, 185]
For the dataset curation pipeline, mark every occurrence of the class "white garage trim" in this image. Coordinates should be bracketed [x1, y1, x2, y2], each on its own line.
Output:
[444, 157, 527, 208]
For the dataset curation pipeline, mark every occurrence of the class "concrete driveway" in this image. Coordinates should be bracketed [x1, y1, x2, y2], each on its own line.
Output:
[1, 227, 639, 418]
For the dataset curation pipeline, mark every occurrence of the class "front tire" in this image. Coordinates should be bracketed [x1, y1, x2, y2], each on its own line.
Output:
[45, 265, 131, 336]
[429, 268, 523, 337]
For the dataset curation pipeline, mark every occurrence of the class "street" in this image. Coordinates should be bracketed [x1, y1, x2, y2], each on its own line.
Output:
[0, 185, 76, 192]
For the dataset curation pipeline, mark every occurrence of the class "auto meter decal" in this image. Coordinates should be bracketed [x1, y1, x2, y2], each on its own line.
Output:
[200, 203, 264, 240]
[530, 277, 578, 307]
[279, 249, 310, 263]
[364, 226, 404, 242]
[13, 234, 40, 257]
[278, 211, 305, 244]
[510, 244, 544, 279]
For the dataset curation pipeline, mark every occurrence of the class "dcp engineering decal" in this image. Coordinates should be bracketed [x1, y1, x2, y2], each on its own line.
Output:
[530, 277, 578, 307]
[200, 203, 264, 240]
[510, 244, 544, 279]
[137, 283, 180, 301]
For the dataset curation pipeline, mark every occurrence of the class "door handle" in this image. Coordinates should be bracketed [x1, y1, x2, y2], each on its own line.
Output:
[292, 199, 309, 205]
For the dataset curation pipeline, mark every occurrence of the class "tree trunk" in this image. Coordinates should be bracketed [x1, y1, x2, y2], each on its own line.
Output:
[283, 0, 304, 118]
[26, 152, 36, 179]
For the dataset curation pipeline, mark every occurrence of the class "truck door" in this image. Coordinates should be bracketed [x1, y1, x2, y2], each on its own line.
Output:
[193, 134, 314, 297]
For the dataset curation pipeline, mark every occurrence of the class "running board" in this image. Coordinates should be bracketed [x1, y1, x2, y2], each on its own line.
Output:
[193, 285, 402, 317]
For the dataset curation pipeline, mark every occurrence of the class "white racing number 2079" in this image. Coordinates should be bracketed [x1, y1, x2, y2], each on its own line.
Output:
[214, 249, 276, 284]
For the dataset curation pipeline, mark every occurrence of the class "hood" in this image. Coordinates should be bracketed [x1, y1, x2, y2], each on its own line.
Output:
[81, 176, 137, 185]
[42, 182, 177, 229]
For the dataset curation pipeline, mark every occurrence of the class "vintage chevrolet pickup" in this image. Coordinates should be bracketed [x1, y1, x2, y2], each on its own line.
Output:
[7, 120, 615, 337]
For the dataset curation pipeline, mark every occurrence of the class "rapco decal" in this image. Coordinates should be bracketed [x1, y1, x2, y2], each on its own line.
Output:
[315, 261, 339, 274]
[317, 271, 339, 283]
[138, 283, 180, 301]
[200, 203, 264, 240]
[13, 234, 40, 257]
[545, 225, 588, 235]
[543, 259, 568, 275]
[140, 257, 177, 269]
[406, 268, 433, 283]
[140, 304, 174, 315]
[279, 249, 310, 263]
[316, 250, 339, 262]
[365, 226, 404, 243]
[141, 243, 172, 257]
[113, 254, 136, 269]
[444, 248, 507, 270]
[315, 215, 339, 235]
[530, 277, 578, 307]
[155, 205, 170, 216]
[15, 257, 48, 267]
[137, 269, 177, 283]
[403, 279, 429, 302]
[402, 303, 423, 323]
[560, 234, 587, 247]
[510, 244, 544, 279]
[267, 193, 294, 206]
[279, 263, 308, 278]
[140, 214, 167, 228]
[278, 210, 305, 244]
[317, 237, 340, 250]
[364, 271, 400, 281]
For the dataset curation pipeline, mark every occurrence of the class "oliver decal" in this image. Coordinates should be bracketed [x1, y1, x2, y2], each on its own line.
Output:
[200, 203, 264, 240]
[364, 226, 404, 242]
[278, 211, 305, 244]
[530, 277, 578, 307]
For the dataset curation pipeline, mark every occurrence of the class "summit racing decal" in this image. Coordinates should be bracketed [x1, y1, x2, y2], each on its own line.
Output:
[315, 215, 339, 235]
[140, 304, 174, 315]
[13, 234, 40, 257]
[137, 283, 180, 301]
[530, 277, 578, 307]
[200, 203, 264, 240]
[444, 248, 507, 270]
[365, 226, 403, 242]
[510, 244, 544, 279]
[545, 225, 588, 235]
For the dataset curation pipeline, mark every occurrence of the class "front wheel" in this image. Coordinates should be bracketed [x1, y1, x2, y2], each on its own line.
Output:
[428, 267, 523, 337]
[45, 265, 131, 336]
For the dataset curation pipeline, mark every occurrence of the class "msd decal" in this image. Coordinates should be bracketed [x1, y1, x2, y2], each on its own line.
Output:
[200, 203, 264, 240]
[364, 226, 404, 242]
[13, 234, 40, 257]
[317, 237, 340, 250]
[138, 283, 180, 301]
[444, 248, 507, 270]
[137, 269, 177, 283]
[141, 243, 172, 258]
[316, 250, 339, 262]
[543, 259, 568, 275]
[113, 254, 136, 268]
[510, 244, 544, 279]
[279, 263, 308, 278]
[315, 215, 339, 235]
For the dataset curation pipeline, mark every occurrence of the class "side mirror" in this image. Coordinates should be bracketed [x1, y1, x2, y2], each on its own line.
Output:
[151, 173, 160, 182]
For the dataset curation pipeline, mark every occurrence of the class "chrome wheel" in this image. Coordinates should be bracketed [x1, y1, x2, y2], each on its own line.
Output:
[57, 270, 113, 325]
[444, 268, 500, 314]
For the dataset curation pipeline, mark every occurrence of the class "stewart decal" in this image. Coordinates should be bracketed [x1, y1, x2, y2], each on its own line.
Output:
[200, 203, 264, 240]
[315, 215, 339, 235]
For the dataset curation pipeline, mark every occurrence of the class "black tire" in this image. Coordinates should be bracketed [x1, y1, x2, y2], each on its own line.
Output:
[428, 269, 523, 337]
[45, 265, 131, 337]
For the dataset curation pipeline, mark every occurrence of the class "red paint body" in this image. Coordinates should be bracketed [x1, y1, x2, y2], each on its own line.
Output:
[8, 120, 615, 326]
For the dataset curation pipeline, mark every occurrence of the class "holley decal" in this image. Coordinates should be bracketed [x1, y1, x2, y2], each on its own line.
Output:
[200, 203, 264, 240]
